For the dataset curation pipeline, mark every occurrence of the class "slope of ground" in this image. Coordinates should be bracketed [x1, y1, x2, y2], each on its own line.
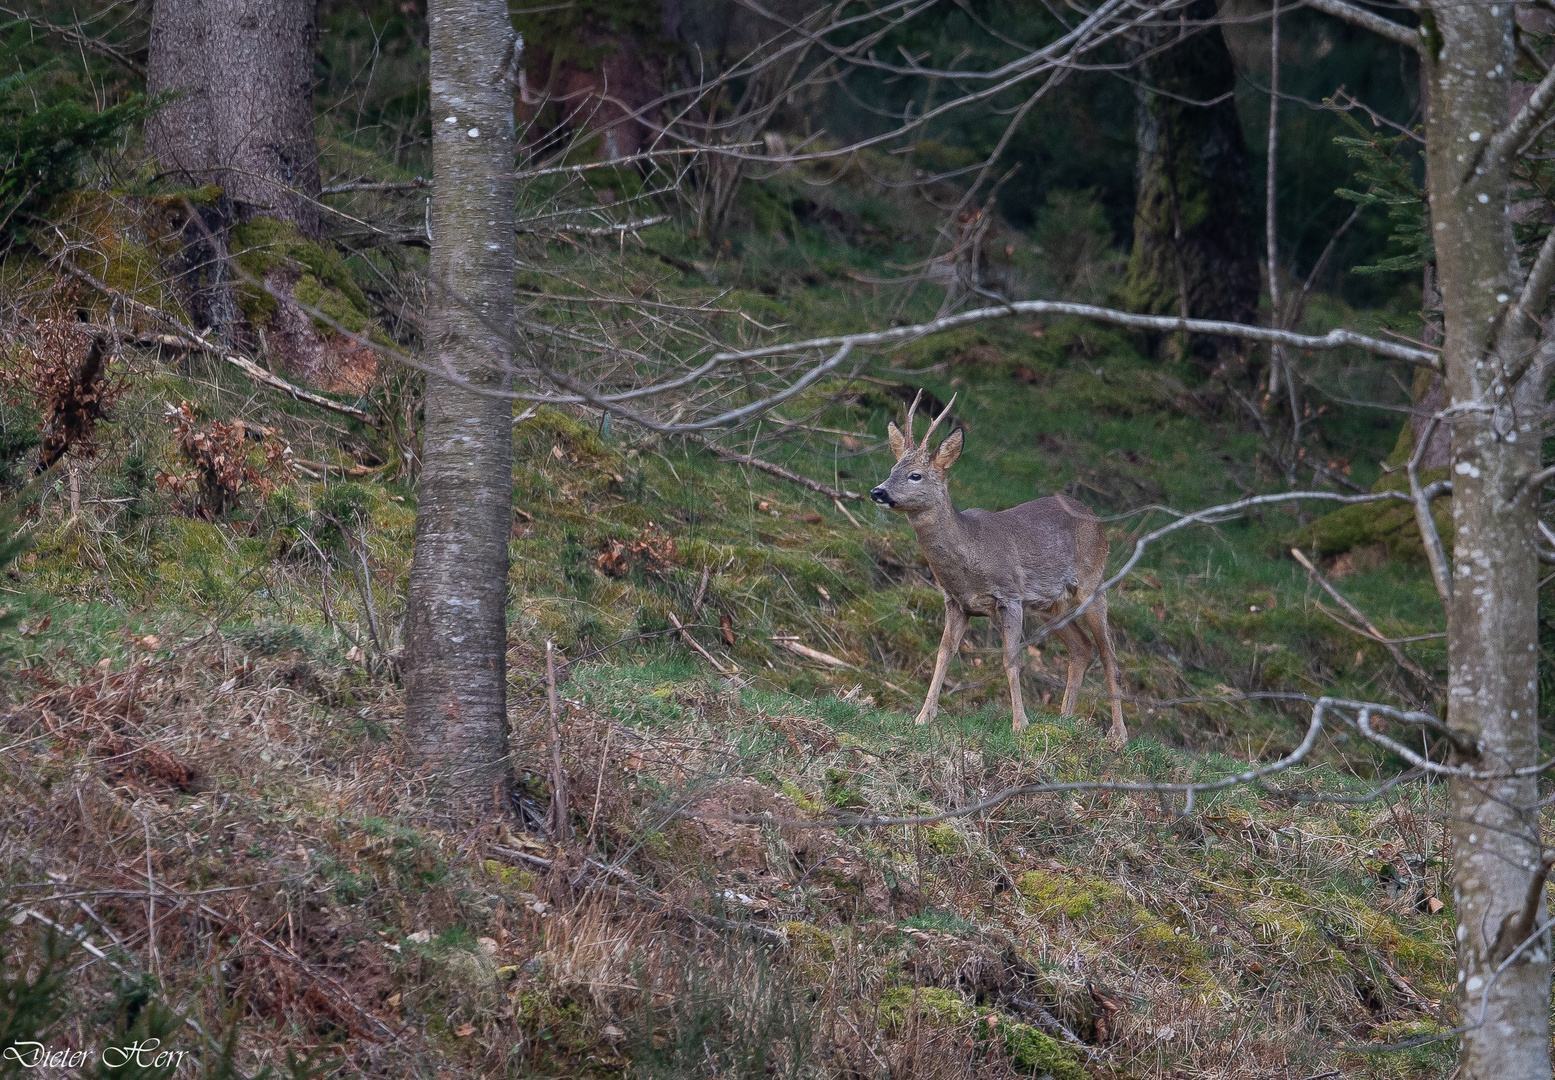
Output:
[0, 166, 1469, 1078]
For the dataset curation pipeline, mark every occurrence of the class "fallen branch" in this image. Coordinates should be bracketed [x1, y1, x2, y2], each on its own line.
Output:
[774, 636, 856, 669]
[771, 636, 914, 698]
[65, 271, 380, 427]
[667, 612, 739, 675]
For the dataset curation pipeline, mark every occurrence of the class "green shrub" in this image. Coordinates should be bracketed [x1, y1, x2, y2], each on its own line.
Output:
[0, 43, 158, 243]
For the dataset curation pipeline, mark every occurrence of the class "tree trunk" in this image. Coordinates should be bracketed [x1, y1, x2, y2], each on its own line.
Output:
[403, 0, 518, 823]
[146, 0, 322, 233]
[1120, 0, 1260, 376]
[1424, 6, 1552, 1077]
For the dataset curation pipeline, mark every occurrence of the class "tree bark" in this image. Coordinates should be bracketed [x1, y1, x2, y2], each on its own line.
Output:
[146, 0, 322, 233]
[1423, 6, 1552, 1077]
[1120, 0, 1260, 376]
[403, 0, 518, 822]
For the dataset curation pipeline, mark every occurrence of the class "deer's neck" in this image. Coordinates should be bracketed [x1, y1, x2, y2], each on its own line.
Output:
[906, 503, 972, 573]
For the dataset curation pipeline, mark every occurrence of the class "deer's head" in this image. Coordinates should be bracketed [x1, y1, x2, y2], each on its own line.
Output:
[870, 390, 962, 513]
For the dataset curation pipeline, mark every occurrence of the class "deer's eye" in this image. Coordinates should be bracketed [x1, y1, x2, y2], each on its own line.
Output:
[908, 473, 922, 482]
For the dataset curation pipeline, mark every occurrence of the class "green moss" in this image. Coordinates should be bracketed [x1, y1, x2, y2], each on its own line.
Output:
[878, 990, 1088, 1080]
[781, 780, 823, 816]
[824, 766, 867, 809]
[1016, 869, 1123, 921]
[1291, 467, 1452, 562]
[48, 192, 192, 318]
[877, 986, 969, 1026]
[1000, 1023, 1089, 1080]
[921, 822, 962, 855]
[229, 218, 370, 332]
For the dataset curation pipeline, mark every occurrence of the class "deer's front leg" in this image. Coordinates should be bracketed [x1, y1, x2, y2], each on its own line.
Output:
[916, 603, 970, 726]
[999, 602, 1029, 733]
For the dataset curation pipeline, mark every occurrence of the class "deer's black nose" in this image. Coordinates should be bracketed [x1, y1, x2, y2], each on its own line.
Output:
[870, 487, 893, 506]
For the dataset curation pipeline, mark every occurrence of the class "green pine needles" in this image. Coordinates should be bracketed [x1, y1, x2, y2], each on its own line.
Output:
[1333, 107, 1430, 276]
[0, 26, 159, 243]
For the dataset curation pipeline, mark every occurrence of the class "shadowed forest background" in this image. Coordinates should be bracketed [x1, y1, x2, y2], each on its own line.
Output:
[0, 0, 1531, 1077]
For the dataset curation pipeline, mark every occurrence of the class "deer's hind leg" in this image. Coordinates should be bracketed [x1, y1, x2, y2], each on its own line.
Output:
[1054, 621, 1093, 718]
[998, 601, 1030, 733]
[916, 603, 970, 726]
[1078, 597, 1127, 746]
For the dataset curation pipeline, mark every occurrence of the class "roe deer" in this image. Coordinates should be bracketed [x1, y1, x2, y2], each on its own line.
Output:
[869, 392, 1126, 742]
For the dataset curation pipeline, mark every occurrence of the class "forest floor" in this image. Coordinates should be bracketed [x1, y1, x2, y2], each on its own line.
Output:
[0, 162, 1471, 1078]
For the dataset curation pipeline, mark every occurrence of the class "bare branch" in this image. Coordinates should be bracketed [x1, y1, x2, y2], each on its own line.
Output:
[1290, 548, 1437, 686]
[686, 695, 1332, 829]
[1403, 408, 1456, 601]
[0, 4, 145, 76]
[721, 299, 1440, 369]
[1478, 61, 1555, 183]
[1301, 0, 1421, 51]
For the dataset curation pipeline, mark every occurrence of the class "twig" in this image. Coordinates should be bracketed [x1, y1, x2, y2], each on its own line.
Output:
[667, 612, 739, 675]
[1402, 409, 1455, 602]
[833, 497, 864, 529]
[546, 641, 572, 842]
[587, 723, 613, 843]
[143, 813, 158, 980]
[1290, 548, 1437, 686]
[0, 5, 144, 75]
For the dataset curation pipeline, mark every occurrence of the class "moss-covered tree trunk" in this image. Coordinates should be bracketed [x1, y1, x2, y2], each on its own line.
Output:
[403, 0, 518, 823]
[146, 0, 346, 377]
[1120, 0, 1260, 376]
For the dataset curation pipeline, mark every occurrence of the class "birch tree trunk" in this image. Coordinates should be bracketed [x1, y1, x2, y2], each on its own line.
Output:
[403, 0, 518, 822]
[1424, 5, 1552, 1075]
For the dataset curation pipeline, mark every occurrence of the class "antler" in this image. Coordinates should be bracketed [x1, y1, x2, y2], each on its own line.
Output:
[902, 388, 923, 441]
[919, 392, 957, 450]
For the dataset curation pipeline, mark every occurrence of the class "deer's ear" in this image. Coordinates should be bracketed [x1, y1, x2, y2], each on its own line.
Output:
[887, 420, 908, 460]
[933, 428, 964, 470]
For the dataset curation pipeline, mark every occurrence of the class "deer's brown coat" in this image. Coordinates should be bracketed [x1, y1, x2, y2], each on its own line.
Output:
[869, 392, 1126, 740]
